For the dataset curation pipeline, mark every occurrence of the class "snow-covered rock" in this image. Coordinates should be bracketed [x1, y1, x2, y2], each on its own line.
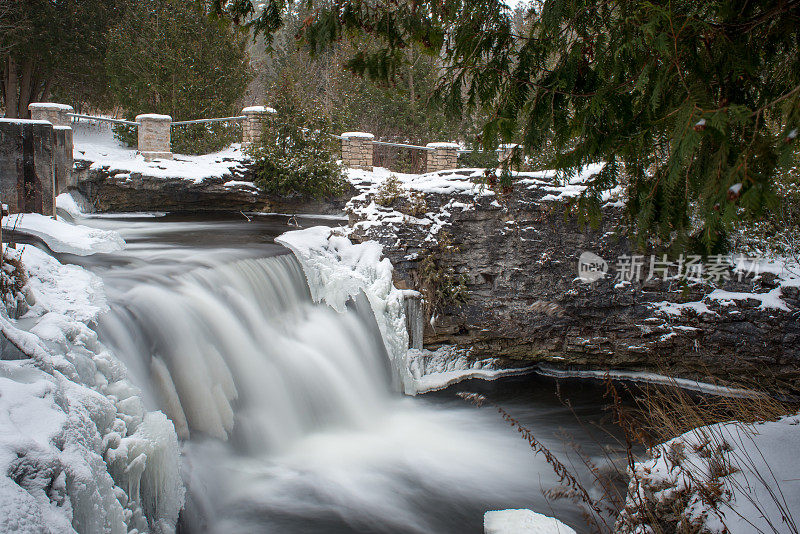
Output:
[3, 214, 124, 256]
[0, 232, 183, 531]
[484, 509, 577, 533]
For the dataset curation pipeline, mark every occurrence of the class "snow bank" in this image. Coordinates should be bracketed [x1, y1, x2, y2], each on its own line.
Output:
[484, 509, 577, 533]
[4, 214, 124, 256]
[617, 414, 800, 534]
[276, 227, 414, 393]
[0, 239, 183, 531]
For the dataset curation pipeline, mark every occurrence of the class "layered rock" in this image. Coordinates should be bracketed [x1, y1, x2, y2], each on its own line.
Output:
[347, 169, 800, 393]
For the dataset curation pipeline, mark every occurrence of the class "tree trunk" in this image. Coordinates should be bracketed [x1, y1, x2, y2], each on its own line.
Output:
[5, 55, 19, 118]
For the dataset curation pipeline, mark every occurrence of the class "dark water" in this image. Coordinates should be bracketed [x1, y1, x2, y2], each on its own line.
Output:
[64, 211, 630, 534]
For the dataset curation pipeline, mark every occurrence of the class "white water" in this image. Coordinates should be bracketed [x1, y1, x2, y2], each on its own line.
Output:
[69, 214, 616, 533]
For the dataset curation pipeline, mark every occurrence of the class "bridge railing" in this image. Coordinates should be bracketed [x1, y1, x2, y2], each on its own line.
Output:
[30, 102, 520, 172]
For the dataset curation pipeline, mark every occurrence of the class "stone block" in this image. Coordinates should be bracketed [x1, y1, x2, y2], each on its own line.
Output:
[136, 114, 172, 160]
[0, 119, 56, 216]
[242, 106, 276, 145]
[426, 142, 459, 172]
[341, 132, 374, 170]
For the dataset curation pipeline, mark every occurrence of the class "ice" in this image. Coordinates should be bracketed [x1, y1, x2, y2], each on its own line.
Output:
[0, 230, 183, 532]
[277, 227, 414, 393]
[484, 509, 577, 533]
[4, 214, 124, 256]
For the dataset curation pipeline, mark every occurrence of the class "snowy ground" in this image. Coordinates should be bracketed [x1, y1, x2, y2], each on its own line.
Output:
[72, 120, 248, 183]
[617, 414, 800, 534]
[0, 200, 183, 533]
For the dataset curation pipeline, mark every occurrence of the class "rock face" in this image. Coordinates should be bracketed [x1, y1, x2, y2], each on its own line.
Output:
[73, 158, 352, 215]
[348, 171, 800, 393]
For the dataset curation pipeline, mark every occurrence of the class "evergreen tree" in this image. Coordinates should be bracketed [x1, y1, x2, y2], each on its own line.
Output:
[222, 0, 800, 253]
[106, 0, 251, 153]
[0, 0, 127, 117]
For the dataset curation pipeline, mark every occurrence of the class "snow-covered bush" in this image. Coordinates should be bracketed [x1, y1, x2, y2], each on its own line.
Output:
[247, 87, 346, 199]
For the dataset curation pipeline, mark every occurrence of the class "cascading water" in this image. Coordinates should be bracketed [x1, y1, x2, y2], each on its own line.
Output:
[66, 213, 622, 534]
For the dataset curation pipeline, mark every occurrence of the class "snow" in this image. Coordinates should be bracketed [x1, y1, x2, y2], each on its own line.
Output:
[535, 366, 754, 398]
[242, 105, 276, 114]
[71, 120, 248, 183]
[3, 213, 125, 256]
[276, 227, 414, 393]
[134, 113, 171, 121]
[706, 287, 790, 311]
[341, 131, 375, 139]
[619, 414, 800, 534]
[427, 142, 460, 148]
[0, 225, 183, 531]
[29, 102, 74, 111]
[484, 509, 577, 533]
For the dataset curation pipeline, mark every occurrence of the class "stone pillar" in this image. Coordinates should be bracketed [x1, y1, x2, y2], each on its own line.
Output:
[136, 114, 172, 161]
[28, 103, 73, 127]
[0, 119, 56, 216]
[53, 127, 74, 194]
[499, 143, 521, 168]
[242, 106, 276, 146]
[340, 132, 374, 170]
[426, 142, 459, 173]
[28, 104, 74, 195]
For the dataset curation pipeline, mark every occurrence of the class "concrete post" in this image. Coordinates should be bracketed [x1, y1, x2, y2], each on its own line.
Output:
[341, 132, 374, 170]
[52, 127, 75, 194]
[136, 114, 172, 161]
[28, 103, 74, 194]
[28, 103, 73, 127]
[0, 119, 56, 216]
[426, 142, 459, 173]
[242, 106, 276, 146]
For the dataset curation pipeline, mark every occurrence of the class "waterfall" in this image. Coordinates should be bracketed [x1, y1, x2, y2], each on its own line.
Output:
[97, 253, 393, 451]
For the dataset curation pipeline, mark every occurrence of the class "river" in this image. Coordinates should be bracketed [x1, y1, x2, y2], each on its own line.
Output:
[60, 212, 628, 534]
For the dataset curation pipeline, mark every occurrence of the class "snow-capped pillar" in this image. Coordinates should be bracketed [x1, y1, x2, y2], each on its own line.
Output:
[28, 104, 74, 195]
[426, 142, 459, 173]
[499, 143, 521, 169]
[242, 106, 276, 146]
[341, 132, 374, 170]
[28, 102, 73, 127]
[0, 119, 56, 216]
[136, 114, 172, 161]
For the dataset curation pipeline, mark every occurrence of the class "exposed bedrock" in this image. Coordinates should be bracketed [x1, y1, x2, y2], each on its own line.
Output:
[73, 158, 353, 215]
[348, 175, 800, 393]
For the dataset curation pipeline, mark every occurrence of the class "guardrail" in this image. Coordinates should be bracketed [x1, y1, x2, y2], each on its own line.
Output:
[32, 102, 521, 172]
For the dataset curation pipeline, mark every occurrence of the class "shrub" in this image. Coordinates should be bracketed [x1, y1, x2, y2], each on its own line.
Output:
[417, 232, 468, 316]
[375, 175, 403, 206]
[246, 94, 346, 199]
[405, 190, 428, 217]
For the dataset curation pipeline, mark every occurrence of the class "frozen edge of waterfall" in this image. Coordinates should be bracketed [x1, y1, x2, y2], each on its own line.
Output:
[0, 243, 184, 532]
[276, 226, 417, 394]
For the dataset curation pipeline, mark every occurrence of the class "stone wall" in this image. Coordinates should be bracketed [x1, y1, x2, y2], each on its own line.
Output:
[341, 133, 374, 170]
[0, 119, 56, 216]
[28, 103, 73, 127]
[348, 172, 800, 394]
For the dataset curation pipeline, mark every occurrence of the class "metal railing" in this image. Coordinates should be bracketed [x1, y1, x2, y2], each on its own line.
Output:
[171, 116, 246, 126]
[67, 113, 138, 126]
